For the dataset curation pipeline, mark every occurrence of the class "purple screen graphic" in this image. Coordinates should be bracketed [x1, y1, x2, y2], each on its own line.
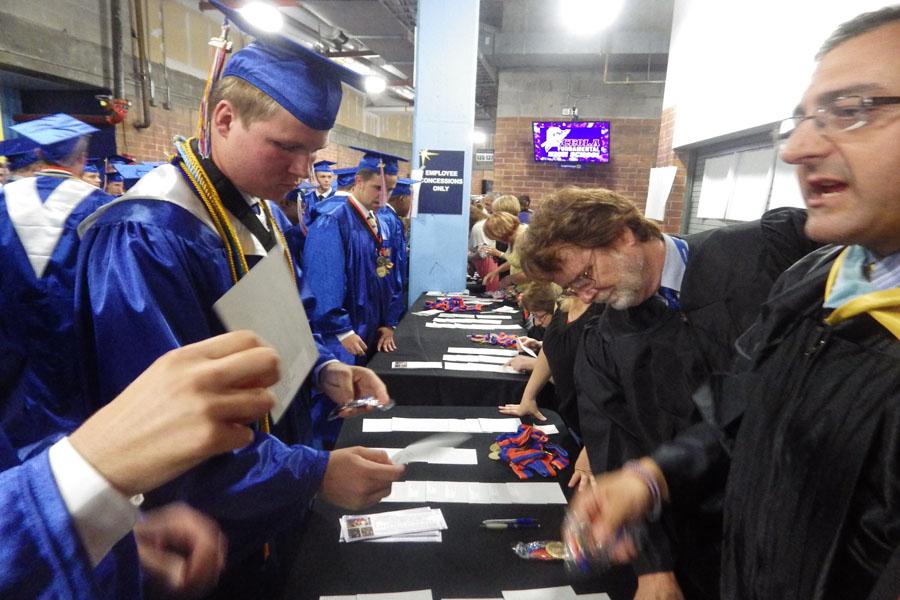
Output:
[532, 121, 610, 163]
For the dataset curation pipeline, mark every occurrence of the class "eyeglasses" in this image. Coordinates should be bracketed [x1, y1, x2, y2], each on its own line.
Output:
[775, 95, 900, 141]
[561, 251, 596, 297]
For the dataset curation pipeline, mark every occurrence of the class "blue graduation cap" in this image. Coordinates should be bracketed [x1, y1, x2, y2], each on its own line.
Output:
[0, 137, 40, 171]
[298, 181, 317, 192]
[391, 177, 420, 198]
[10, 114, 98, 163]
[83, 158, 100, 175]
[333, 166, 359, 188]
[113, 162, 160, 190]
[349, 146, 408, 176]
[313, 160, 336, 173]
[210, 0, 363, 132]
[106, 172, 124, 184]
[106, 154, 134, 166]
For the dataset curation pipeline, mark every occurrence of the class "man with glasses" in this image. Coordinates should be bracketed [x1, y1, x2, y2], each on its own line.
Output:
[565, 7, 900, 600]
[519, 188, 815, 599]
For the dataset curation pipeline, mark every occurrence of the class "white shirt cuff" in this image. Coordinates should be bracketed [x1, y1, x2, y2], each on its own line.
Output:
[336, 329, 356, 341]
[48, 437, 143, 567]
[314, 358, 340, 386]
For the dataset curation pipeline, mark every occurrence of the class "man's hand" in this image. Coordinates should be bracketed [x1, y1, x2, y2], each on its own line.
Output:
[340, 333, 368, 356]
[505, 355, 537, 373]
[634, 572, 685, 600]
[135, 503, 227, 599]
[69, 331, 279, 496]
[498, 395, 546, 420]
[376, 326, 397, 352]
[318, 362, 391, 417]
[566, 461, 662, 564]
[568, 447, 594, 490]
[318, 447, 406, 509]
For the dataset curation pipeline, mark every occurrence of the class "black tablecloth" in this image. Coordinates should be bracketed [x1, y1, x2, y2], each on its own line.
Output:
[368, 294, 532, 407]
[281, 406, 635, 599]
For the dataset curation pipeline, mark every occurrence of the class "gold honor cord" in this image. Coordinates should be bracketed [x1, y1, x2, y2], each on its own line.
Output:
[173, 136, 300, 434]
[824, 248, 900, 340]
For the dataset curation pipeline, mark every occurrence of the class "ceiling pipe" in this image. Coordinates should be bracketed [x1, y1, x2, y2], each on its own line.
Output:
[131, 0, 153, 129]
[110, 0, 126, 98]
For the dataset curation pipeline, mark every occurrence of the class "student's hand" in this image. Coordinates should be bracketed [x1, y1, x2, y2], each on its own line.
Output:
[319, 446, 406, 509]
[505, 355, 537, 373]
[340, 333, 368, 356]
[634, 572, 685, 600]
[135, 502, 227, 598]
[376, 327, 397, 352]
[484, 246, 503, 258]
[69, 331, 279, 496]
[498, 395, 546, 420]
[318, 362, 391, 417]
[518, 337, 542, 352]
[568, 447, 594, 490]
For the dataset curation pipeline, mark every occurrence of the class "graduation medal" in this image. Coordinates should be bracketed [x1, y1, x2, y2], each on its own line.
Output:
[349, 198, 393, 278]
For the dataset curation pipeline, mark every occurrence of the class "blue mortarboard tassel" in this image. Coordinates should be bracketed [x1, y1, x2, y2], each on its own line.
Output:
[10, 113, 98, 163]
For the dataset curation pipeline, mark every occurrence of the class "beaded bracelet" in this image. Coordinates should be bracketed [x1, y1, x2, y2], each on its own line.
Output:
[622, 460, 662, 521]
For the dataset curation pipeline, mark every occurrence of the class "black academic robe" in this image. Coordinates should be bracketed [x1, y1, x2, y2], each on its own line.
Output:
[712, 245, 900, 600]
[574, 207, 819, 597]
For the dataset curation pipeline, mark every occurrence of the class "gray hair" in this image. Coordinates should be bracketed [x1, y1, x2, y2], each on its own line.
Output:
[817, 5, 900, 59]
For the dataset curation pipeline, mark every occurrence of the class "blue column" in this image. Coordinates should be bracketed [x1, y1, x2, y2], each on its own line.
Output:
[408, 0, 479, 302]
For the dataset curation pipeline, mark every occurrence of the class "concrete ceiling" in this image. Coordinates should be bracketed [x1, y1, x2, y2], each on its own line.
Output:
[276, 0, 673, 116]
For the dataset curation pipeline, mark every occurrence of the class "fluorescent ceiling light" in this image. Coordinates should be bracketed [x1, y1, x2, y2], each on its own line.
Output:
[559, 0, 623, 34]
[364, 75, 387, 95]
[237, 2, 284, 33]
[472, 130, 487, 145]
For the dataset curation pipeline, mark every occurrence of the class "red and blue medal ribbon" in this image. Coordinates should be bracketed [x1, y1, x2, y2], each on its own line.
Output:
[495, 424, 569, 480]
[424, 297, 481, 312]
[467, 331, 518, 348]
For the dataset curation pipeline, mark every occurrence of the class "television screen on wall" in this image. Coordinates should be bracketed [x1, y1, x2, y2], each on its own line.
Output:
[532, 121, 610, 163]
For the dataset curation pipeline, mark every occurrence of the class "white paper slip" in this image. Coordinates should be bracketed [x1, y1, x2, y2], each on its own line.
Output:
[412, 309, 442, 316]
[358, 591, 434, 600]
[213, 245, 318, 424]
[444, 362, 520, 374]
[320, 596, 357, 600]
[426, 480, 472, 503]
[576, 594, 612, 600]
[490, 306, 519, 313]
[392, 417, 450, 432]
[442, 354, 510, 365]
[427, 322, 518, 330]
[339, 507, 446, 542]
[362, 419, 393, 433]
[478, 418, 521, 433]
[379, 447, 477, 465]
[390, 432, 473, 465]
[433, 318, 504, 325]
[392, 361, 443, 369]
[436, 313, 512, 320]
[368, 530, 443, 543]
[445, 418, 483, 433]
[502, 586, 577, 600]
[442, 598, 502, 600]
[382, 480, 428, 503]
[505, 482, 567, 504]
[447, 347, 518, 357]
[535, 424, 560, 435]
[382, 481, 566, 504]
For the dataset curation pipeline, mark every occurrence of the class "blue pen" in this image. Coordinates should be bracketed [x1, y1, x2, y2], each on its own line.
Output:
[481, 518, 540, 529]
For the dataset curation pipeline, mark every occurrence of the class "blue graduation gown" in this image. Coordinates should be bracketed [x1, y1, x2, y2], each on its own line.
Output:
[0, 422, 140, 599]
[379, 205, 408, 325]
[75, 164, 331, 561]
[301, 189, 334, 228]
[302, 198, 403, 366]
[0, 174, 113, 457]
[308, 191, 348, 225]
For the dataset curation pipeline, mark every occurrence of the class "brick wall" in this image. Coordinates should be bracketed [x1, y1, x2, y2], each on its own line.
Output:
[492, 116, 661, 211]
[654, 105, 689, 233]
[114, 103, 197, 162]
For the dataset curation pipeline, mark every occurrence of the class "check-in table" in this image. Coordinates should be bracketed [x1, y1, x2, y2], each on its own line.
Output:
[367, 295, 534, 407]
[281, 406, 635, 599]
